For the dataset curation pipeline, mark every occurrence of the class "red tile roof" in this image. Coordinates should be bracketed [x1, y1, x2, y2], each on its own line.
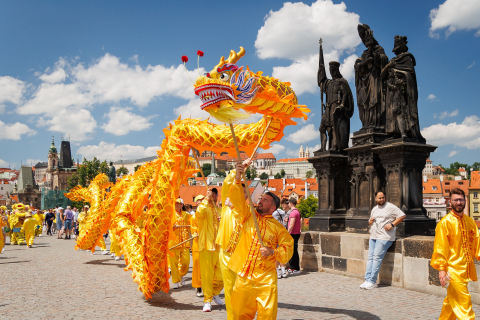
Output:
[469, 171, 480, 189]
[423, 179, 442, 194]
[178, 185, 223, 206]
[254, 153, 275, 159]
[442, 180, 469, 196]
[276, 158, 310, 163]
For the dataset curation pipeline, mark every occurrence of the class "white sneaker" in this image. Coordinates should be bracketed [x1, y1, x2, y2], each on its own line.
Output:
[172, 282, 179, 289]
[111, 253, 115, 258]
[363, 282, 378, 290]
[196, 288, 203, 297]
[360, 281, 369, 289]
[203, 302, 212, 312]
[115, 256, 120, 261]
[212, 295, 224, 305]
[277, 271, 282, 279]
[101, 250, 109, 255]
[281, 272, 288, 278]
[120, 255, 124, 260]
[181, 276, 186, 286]
[292, 270, 301, 274]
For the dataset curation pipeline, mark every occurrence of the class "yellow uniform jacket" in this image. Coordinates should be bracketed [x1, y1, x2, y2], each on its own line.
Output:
[168, 210, 191, 249]
[21, 217, 37, 236]
[431, 211, 480, 282]
[195, 198, 220, 251]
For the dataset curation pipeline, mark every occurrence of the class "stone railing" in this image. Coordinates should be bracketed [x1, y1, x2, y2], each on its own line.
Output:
[298, 232, 480, 303]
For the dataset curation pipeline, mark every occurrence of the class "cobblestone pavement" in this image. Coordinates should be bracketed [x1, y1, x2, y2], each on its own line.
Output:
[2, 232, 480, 320]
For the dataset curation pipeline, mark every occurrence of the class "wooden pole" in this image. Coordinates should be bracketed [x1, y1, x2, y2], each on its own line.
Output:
[169, 235, 198, 250]
[229, 122, 265, 247]
[250, 117, 273, 161]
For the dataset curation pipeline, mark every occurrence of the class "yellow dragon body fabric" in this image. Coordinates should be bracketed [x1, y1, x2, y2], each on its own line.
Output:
[65, 47, 309, 299]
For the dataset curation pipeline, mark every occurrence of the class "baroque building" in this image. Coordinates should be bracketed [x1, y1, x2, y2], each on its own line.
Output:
[45, 137, 77, 190]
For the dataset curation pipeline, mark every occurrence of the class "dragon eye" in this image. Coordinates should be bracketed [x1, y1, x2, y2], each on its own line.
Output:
[220, 73, 230, 81]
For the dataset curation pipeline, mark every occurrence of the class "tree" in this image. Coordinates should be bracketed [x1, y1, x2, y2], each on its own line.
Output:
[218, 170, 226, 177]
[197, 163, 211, 177]
[245, 167, 251, 180]
[274, 173, 282, 179]
[259, 172, 269, 180]
[472, 162, 480, 171]
[134, 165, 141, 172]
[305, 170, 314, 178]
[116, 167, 129, 176]
[67, 157, 109, 190]
[251, 168, 257, 179]
[297, 195, 318, 219]
[280, 169, 286, 178]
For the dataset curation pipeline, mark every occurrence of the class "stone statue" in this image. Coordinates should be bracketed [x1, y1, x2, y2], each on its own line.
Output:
[354, 24, 389, 130]
[318, 39, 354, 152]
[381, 35, 423, 141]
[108, 161, 116, 184]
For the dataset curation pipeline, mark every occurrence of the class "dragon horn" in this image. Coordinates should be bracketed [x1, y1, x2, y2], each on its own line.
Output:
[225, 47, 245, 65]
[213, 56, 226, 72]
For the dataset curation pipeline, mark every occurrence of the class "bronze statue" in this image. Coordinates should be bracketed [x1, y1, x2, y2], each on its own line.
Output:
[354, 24, 389, 130]
[318, 39, 354, 152]
[108, 161, 116, 184]
[381, 35, 423, 140]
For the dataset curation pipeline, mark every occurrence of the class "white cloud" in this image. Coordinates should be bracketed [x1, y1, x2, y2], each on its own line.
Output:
[0, 76, 25, 105]
[0, 120, 37, 140]
[429, 0, 480, 38]
[427, 94, 437, 101]
[129, 54, 139, 64]
[102, 106, 155, 135]
[255, 0, 361, 96]
[311, 144, 321, 153]
[262, 144, 285, 156]
[468, 61, 476, 68]
[25, 159, 44, 166]
[286, 124, 318, 144]
[0, 159, 10, 168]
[37, 108, 97, 142]
[439, 109, 459, 119]
[422, 116, 480, 149]
[77, 141, 161, 162]
[448, 151, 459, 157]
[286, 148, 298, 157]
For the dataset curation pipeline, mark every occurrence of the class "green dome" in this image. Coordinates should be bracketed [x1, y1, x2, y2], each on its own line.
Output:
[49, 137, 57, 154]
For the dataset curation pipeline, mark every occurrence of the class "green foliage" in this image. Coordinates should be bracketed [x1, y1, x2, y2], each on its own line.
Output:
[280, 169, 286, 178]
[67, 157, 109, 190]
[245, 167, 251, 180]
[134, 165, 141, 172]
[305, 170, 314, 178]
[297, 195, 318, 219]
[116, 166, 129, 176]
[197, 163, 211, 177]
[274, 173, 282, 179]
[218, 170, 226, 177]
[259, 172, 269, 180]
[251, 167, 257, 179]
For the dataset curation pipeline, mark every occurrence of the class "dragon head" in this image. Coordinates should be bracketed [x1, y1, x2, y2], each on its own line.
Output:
[194, 47, 258, 122]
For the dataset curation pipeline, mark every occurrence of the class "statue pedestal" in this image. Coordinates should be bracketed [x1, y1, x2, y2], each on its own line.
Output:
[308, 151, 348, 232]
[372, 141, 437, 236]
[344, 131, 388, 233]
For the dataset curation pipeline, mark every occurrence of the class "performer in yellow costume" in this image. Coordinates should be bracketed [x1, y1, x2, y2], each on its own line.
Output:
[0, 206, 7, 253]
[33, 210, 44, 237]
[216, 170, 245, 319]
[10, 204, 27, 245]
[21, 212, 38, 248]
[228, 160, 293, 320]
[168, 199, 192, 289]
[195, 188, 224, 312]
[192, 195, 204, 297]
[110, 231, 123, 261]
[431, 188, 480, 320]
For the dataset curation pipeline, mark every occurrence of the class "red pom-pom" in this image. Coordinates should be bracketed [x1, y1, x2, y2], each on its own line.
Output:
[197, 50, 204, 57]
[181, 56, 188, 63]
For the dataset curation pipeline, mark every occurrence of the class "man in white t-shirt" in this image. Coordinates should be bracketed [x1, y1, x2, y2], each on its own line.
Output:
[360, 191, 405, 290]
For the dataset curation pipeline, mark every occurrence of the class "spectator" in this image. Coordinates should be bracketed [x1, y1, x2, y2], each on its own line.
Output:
[287, 197, 301, 274]
[273, 198, 288, 278]
[283, 200, 292, 229]
[56, 207, 64, 239]
[45, 209, 55, 236]
[64, 206, 74, 239]
[360, 191, 405, 290]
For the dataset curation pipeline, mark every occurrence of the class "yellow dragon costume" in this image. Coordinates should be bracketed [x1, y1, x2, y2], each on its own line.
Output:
[65, 47, 308, 299]
[10, 203, 27, 245]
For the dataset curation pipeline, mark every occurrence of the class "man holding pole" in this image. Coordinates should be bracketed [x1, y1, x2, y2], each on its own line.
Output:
[168, 198, 192, 289]
[228, 159, 293, 319]
[195, 188, 224, 312]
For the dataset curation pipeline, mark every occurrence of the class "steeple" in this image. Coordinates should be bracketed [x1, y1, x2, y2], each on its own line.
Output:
[49, 136, 57, 154]
[299, 144, 304, 158]
[305, 145, 310, 158]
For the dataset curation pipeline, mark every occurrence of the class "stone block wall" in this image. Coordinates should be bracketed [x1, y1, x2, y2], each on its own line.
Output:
[297, 231, 480, 303]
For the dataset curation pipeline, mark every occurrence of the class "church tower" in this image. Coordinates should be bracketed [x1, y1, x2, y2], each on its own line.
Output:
[305, 145, 310, 158]
[299, 144, 304, 158]
[47, 137, 58, 170]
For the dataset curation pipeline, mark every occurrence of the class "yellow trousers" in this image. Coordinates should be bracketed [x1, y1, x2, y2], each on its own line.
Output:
[439, 281, 475, 320]
[169, 248, 190, 284]
[199, 249, 223, 303]
[232, 274, 278, 320]
[220, 249, 237, 320]
[11, 232, 25, 245]
[0, 232, 4, 252]
[110, 234, 121, 257]
[35, 226, 42, 236]
[25, 232, 34, 246]
[192, 250, 201, 288]
[98, 237, 107, 251]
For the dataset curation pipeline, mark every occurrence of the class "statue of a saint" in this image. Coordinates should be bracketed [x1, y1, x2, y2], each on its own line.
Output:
[318, 40, 354, 152]
[108, 161, 116, 184]
[381, 35, 423, 141]
[354, 24, 389, 130]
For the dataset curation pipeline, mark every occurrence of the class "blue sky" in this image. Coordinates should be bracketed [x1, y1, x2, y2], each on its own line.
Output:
[0, 0, 479, 169]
